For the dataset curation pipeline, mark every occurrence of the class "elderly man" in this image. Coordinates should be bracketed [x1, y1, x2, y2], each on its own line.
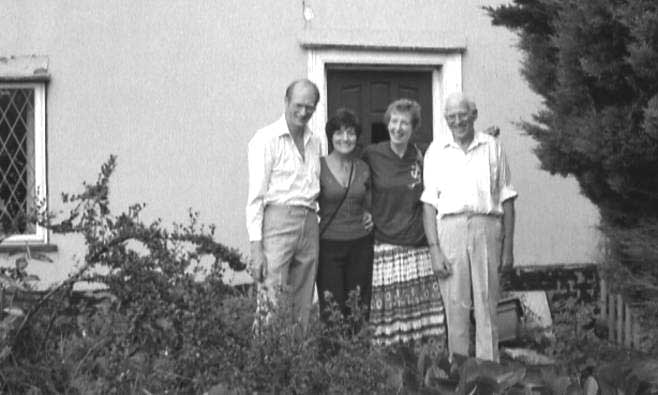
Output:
[246, 79, 322, 328]
[421, 92, 517, 362]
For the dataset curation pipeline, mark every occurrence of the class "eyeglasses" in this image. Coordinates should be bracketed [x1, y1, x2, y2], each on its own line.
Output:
[445, 112, 470, 122]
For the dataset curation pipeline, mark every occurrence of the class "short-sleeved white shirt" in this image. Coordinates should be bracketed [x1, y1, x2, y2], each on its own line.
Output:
[420, 131, 517, 217]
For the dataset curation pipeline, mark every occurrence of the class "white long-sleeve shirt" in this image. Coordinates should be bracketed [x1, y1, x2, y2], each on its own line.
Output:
[420, 131, 517, 217]
[246, 115, 321, 241]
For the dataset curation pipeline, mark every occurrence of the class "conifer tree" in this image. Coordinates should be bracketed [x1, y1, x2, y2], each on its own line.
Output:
[486, 0, 658, 224]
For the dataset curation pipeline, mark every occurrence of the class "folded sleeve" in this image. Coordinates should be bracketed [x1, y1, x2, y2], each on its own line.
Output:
[245, 133, 273, 241]
[420, 143, 440, 208]
[497, 142, 518, 203]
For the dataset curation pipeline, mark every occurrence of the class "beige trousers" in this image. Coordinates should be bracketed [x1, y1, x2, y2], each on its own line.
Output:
[437, 214, 502, 361]
[258, 205, 319, 329]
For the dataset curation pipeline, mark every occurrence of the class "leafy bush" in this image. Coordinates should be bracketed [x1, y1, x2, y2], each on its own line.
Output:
[233, 291, 392, 394]
[0, 157, 396, 394]
[7, 156, 654, 394]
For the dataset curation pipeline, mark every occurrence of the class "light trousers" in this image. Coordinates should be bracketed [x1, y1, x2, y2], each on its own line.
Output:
[259, 204, 319, 328]
[437, 214, 502, 361]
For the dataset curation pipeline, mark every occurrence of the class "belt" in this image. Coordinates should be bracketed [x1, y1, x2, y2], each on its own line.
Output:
[441, 211, 501, 219]
[266, 204, 315, 212]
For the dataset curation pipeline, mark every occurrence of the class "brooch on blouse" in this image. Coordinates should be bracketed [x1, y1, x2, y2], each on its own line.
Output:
[408, 161, 422, 189]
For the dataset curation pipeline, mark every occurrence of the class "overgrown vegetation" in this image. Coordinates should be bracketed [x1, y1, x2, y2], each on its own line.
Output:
[1, 157, 655, 393]
[485, 0, 658, 351]
[0, 157, 393, 394]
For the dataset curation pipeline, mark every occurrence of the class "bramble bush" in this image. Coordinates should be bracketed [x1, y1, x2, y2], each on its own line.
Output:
[0, 156, 395, 394]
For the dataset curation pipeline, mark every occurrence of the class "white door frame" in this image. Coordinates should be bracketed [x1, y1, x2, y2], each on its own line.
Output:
[305, 48, 463, 154]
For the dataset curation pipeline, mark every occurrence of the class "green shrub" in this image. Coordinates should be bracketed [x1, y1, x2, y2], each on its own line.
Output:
[0, 157, 396, 394]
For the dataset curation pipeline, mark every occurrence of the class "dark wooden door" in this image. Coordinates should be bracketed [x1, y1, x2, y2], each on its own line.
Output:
[327, 69, 433, 151]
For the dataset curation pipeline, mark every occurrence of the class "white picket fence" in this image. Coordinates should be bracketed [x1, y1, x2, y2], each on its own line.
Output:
[599, 279, 641, 349]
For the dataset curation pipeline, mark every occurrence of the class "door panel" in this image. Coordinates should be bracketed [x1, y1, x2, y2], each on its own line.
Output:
[327, 70, 433, 151]
[340, 84, 362, 116]
[399, 85, 419, 101]
[370, 82, 391, 112]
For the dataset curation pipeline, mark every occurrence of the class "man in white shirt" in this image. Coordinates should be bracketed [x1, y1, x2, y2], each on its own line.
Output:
[421, 92, 517, 362]
[246, 79, 322, 328]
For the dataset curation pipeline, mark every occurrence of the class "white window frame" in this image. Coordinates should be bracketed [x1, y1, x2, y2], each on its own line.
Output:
[0, 82, 48, 245]
[304, 47, 463, 155]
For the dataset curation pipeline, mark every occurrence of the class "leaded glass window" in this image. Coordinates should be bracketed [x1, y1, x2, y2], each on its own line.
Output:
[0, 83, 47, 243]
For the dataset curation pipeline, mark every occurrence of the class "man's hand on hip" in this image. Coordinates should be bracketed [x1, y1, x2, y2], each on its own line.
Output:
[249, 241, 267, 283]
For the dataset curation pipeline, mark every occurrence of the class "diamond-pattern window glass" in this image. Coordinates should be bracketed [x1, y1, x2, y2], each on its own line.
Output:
[0, 88, 36, 235]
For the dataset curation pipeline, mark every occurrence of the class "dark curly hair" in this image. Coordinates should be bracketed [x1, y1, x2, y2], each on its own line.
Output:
[325, 108, 362, 152]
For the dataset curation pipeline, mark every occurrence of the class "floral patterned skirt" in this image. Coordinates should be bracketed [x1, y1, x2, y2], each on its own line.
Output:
[370, 242, 446, 346]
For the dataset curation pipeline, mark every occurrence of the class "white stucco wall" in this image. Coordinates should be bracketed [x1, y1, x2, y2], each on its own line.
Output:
[0, 0, 601, 286]
[305, 0, 602, 266]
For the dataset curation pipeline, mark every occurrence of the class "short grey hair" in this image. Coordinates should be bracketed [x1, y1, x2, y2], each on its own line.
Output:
[444, 92, 477, 115]
[384, 98, 422, 130]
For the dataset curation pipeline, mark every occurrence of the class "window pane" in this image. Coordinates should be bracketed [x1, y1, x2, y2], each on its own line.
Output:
[0, 88, 36, 235]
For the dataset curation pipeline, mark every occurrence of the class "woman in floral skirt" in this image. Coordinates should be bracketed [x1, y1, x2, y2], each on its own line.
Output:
[362, 99, 446, 384]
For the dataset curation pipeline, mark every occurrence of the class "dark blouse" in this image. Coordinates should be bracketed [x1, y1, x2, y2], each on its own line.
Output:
[363, 142, 427, 246]
[318, 158, 371, 241]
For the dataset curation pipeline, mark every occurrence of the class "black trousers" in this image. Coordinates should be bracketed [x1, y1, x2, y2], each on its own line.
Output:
[317, 234, 374, 323]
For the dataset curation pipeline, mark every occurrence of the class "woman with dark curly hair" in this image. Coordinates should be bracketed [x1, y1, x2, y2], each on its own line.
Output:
[317, 108, 374, 325]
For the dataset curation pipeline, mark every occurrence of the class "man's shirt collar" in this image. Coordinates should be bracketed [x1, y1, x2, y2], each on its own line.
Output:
[275, 115, 312, 143]
[441, 131, 488, 152]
